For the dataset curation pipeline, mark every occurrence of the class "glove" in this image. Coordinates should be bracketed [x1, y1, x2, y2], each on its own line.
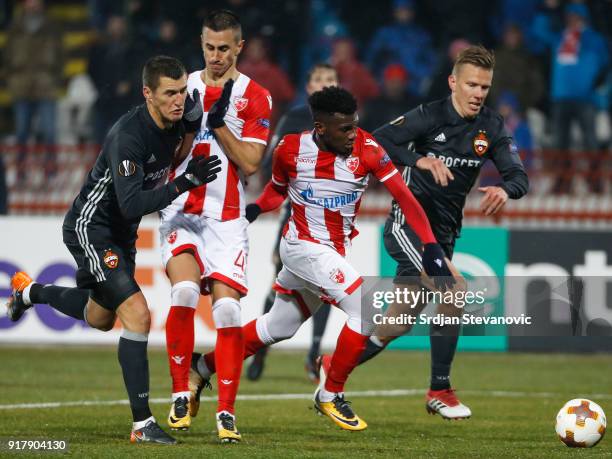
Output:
[183, 88, 203, 133]
[422, 243, 455, 291]
[207, 79, 234, 129]
[245, 203, 262, 223]
[173, 155, 222, 193]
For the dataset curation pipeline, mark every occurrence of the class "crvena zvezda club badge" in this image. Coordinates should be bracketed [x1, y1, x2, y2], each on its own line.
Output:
[330, 268, 345, 284]
[167, 230, 177, 244]
[346, 157, 359, 173]
[233, 97, 248, 111]
[103, 249, 119, 269]
[473, 131, 489, 156]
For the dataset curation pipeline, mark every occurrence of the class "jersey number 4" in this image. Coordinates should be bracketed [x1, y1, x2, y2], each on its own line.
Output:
[234, 250, 247, 272]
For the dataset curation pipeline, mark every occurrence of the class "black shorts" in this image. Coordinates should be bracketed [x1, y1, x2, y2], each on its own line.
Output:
[383, 218, 455, 282]
[62, 227, 140, 311]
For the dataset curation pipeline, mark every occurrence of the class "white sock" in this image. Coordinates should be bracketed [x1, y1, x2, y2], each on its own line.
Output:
[197, 355, 212, 379]
[370, 335, 384, 348]
[132, 415, 155, 430]
[172, 391, 190, 402]
[319, 388, 343, 403]
[22, 283, 34, 306]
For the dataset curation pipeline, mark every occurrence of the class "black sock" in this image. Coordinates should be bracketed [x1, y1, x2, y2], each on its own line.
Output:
[29, 284, 89, 320]
[357, 336, 386, 365]
[308, 304, 330, 361]
[118, 336, 152, 422]
[429, 324, 460, 390]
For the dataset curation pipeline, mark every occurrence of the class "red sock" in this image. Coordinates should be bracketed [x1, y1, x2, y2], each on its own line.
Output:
[165, 306, 195, 393]
[325, 324, 368, 393]
[243, 319, 266, 357]
[202, 319, 265, 376]
[215, 327, 244, 414]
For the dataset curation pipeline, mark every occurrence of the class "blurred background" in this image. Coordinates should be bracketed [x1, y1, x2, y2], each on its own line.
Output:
[0, 0, 610, 219]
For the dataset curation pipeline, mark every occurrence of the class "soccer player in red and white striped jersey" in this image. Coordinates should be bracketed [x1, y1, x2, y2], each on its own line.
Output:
[189, 87, 454, 432]
[159, 10, 271, 442]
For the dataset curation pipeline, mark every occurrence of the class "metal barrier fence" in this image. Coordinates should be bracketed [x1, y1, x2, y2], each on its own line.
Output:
[2, 144, 611, 225]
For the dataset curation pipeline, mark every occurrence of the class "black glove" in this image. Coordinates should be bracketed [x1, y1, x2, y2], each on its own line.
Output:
[183, 88, 203, 133]
[245, 203, 262, 223]
[174, 155, 222, 193]
[422, 243, 455, 291]
[207, 79, 234, 129]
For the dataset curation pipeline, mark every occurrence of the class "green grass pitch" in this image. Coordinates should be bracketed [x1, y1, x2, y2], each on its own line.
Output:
[1, 347, 611, 458]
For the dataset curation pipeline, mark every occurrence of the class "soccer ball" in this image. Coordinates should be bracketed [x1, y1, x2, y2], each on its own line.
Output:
[555, 399, 606, 447]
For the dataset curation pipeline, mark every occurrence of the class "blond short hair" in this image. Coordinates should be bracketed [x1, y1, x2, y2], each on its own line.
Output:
[452, 45, 495, 75]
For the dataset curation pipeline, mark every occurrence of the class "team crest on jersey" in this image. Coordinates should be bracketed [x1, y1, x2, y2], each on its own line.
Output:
[119, 160, 136, 177]
[473, 131, 489, 156]
[103, 249, 119, 269]
[345, 157, 360, 173]
[233, 97, 248, 111]
[167, 230, 177, 244]
[329, 268, 345, 284]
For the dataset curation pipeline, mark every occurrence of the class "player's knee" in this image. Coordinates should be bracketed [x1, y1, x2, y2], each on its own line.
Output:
[171, 280, 200, 308]
[263, 312, 301, 341]
[212, 297, 241, 329]
[263, 294, 305, 341]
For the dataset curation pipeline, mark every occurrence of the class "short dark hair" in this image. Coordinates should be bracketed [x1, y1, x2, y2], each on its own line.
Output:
[452, 45, 495, 74]
[142, 55, 186, 90]
[306, 62, 337, 83]
[308, 86, 357, 120]
[202, 9, 242, 40]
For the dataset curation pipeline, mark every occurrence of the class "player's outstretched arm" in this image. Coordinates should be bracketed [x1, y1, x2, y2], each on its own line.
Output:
[207, 79, 269, 176]
[245, 180, 288, 223]
[109, 130, 222, 219]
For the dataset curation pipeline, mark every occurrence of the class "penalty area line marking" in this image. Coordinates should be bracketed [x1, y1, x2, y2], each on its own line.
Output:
[1, 389, 612, 410]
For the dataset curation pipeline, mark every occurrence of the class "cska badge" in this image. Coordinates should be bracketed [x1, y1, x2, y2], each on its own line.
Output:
[345, 157, 360, 173]
[473, 131, 489, 156]
[103, 249, 119, 269]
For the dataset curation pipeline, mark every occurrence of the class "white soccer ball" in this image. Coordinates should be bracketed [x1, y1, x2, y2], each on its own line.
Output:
[555, 399, 606, 448]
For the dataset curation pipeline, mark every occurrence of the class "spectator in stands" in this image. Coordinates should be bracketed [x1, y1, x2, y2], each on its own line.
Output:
[238, 35, 295, 125]
[4, 0, 64, 182]
[427, 38, 470, 100]
[330, 38, 379, 105]
[361, 64, 421, 132]
[0, 154, 6, 214]
[88, 15, 139, 144]
[366, 0, 435, 97]
[490, 23, 544, 112]
[421, 0, 495, 46]
[532, 2, 609, 194]
[150, 18, 198, 71]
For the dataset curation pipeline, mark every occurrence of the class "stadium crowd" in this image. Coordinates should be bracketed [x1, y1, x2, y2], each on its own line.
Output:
[0, 0, 610, 214]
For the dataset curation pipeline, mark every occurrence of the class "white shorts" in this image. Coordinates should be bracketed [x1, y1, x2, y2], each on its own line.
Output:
[160, 213, 249, 296]
[273, 237, 362, 304]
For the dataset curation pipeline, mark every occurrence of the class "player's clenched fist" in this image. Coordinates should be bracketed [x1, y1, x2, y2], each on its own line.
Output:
[173, 155, 223, 193]
[245, 203, 262, 223]
[422, 243, 455, 290]
[207, 79, 234, 129]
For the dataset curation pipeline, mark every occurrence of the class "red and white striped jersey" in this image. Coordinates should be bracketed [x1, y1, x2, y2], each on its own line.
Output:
[162, 71, 272, 222]
[273, 128, 397, 255]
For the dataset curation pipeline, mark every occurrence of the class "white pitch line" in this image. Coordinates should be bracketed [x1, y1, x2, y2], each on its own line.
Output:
[1, 389, 611, 411]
